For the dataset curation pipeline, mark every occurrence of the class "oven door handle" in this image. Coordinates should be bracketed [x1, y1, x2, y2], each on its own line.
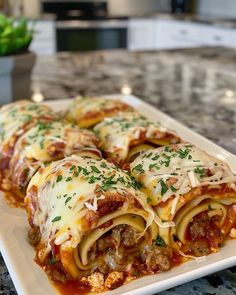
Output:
[56, 20, 128, 29]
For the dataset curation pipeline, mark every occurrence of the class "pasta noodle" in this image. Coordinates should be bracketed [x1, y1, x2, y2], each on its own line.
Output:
[130, 143, 236, 256]
[66, 96, 133, 128]
[94, 112, 180, 165]
[9, 121, 101, 197]
[24, 156, 175, 291]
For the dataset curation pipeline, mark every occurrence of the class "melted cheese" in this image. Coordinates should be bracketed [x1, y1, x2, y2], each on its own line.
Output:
[130, 143, 236, 210]
[10, 121, 100, 194]
[94, 112, 178, 164]
[13, 121, 99, 162]
[0, 101, 58, 151]
[26, 156, 157, 255]
[66, 96, 132, 127]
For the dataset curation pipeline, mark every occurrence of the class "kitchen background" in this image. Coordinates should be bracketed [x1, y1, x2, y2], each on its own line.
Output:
[2, 0, 236, 56]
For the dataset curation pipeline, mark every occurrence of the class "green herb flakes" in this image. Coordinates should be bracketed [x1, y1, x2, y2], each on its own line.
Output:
[66, 177, 72, 182]
[170, 185, 176, 192]
[65, 197, 72, 205]
[56, 175, 63, 182]
[155, 236, 166, 247]
[132, 164, 144, 173]
[52, 216, 61, 222]
[91, 166, 101, 173]
[194, 167, 206, 178]
[159, 180, 168, 196]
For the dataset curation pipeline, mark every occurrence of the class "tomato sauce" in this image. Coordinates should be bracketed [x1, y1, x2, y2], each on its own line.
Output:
[2, 189, 25, 209]
[55, 280, 90, 295]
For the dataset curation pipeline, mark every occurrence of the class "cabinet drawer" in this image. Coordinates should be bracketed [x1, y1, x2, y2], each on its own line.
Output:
[202, 26, 236, 48]
[166, 20, 202, 42]
[154, 19, 203, 49]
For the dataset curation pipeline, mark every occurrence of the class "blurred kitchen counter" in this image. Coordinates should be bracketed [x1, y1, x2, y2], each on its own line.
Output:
[32, 47, 236, 155]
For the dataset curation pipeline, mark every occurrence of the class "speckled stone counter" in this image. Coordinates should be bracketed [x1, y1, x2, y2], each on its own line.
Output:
[1, 47, 236, 294]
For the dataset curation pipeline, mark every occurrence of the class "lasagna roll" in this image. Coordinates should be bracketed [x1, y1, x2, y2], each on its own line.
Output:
[25, 156, 175, 292]
[0, 101, 58, 184]
[10, 121, 101, 198]
[94, 112, 180, 165]
[130, 144, 236, 257]
[66, 96, 133, 128]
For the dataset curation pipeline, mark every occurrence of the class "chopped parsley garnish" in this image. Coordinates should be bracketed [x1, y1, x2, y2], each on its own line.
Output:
[117, 176, 125, 184]
[91, 166, 101, 173]
[146, 152, 153, 158]
[75, 166, 82, 177]
[164, 146, 172, 152]
[176, 148, 190, 159]
[66, 177, 72, 182]
[188, 155, 192, 160]
[170, 185, 177, 192]
[159, 180, 168, 196]
[47, 257, 58, 265]
[149, 163, 160, 170]
[82, 168, 90, 176]
[22, 114, 33, 122]
[100, 162, 107, 168]
[88, 175, 96, 183]
[130, 177, 143, 190]
[101, 175, 117, 191]
[37, 122, 52, 132]
[69, 165, 76, 171]
[160, 159, 170, 167]
[39, 140, 44, 149]
[194, 167, 207, 178]
[52, 216, 61, 222]
[56, 175, 63, 182]
[132, 164, 144, 173]
[65, 197, 72, 205]
[151, 155, 159, 161]
[155, 236, 166, 247]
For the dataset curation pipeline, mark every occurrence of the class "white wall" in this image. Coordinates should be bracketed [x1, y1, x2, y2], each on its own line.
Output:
[198, 0, 236, 18]
[108, 0, 170, 16]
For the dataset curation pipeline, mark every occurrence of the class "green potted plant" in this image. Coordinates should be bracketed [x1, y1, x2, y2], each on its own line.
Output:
[0, 13, 35, 103]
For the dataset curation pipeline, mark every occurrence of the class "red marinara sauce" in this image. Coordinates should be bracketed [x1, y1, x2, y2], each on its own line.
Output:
[55, 281, 90, 295]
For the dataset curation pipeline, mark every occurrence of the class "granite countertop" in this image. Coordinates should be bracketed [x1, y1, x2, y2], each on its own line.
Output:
[2, 47, 236, 294]
[35, 12, 236, 29]
[152, 13, 236, 28]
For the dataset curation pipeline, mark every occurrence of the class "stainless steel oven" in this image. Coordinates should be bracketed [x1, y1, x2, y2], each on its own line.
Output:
[42, 0, 128, 52]
[56, 20, 127, 51]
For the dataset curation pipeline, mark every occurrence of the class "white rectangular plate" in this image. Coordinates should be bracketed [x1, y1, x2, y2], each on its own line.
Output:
[1, 95, 236, 295]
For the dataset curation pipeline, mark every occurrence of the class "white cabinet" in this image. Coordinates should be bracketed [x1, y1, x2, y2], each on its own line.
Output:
[29, 20, 56, 55]
[128, 18, 156, 51]
[155, 19, 203, 49]
[128, 18, 236, 51]
[201, 25, 236, 48]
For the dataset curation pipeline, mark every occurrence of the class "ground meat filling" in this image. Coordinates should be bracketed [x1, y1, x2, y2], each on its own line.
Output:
[141, 245, 172, 272]
[187, 211, 224, 256]
[122, 226, 137, 248]
[27, 226, 41, 246]
[189, 238, 211, 257]
[89, 225, 172, 276]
